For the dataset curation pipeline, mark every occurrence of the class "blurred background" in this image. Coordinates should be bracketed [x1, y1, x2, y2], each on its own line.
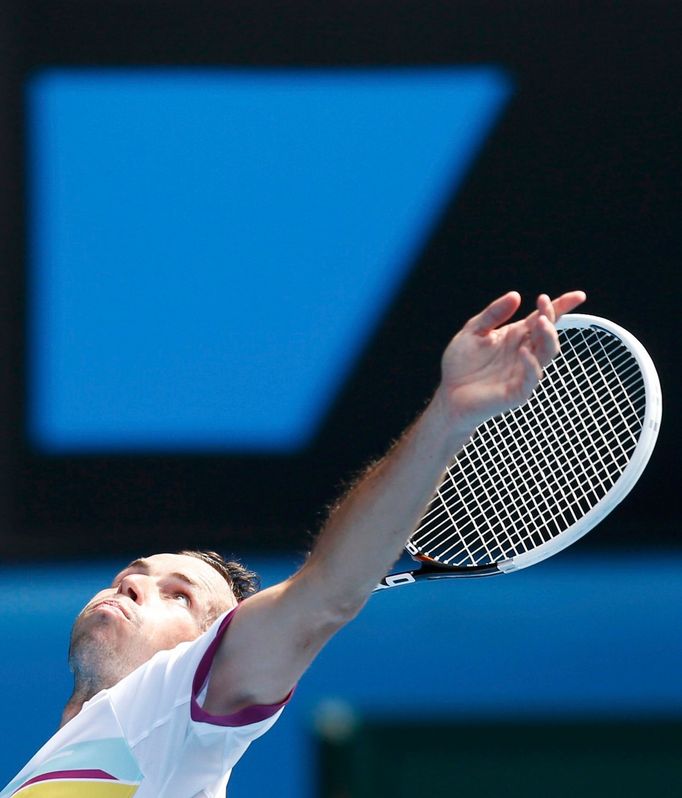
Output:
[0, 0, 680, 795]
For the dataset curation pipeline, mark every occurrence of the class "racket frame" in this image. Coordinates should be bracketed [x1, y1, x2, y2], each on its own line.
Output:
[375, 313, 662, 591]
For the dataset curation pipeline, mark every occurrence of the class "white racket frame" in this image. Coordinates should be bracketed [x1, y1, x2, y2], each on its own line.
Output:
[495, 313, 662, 573]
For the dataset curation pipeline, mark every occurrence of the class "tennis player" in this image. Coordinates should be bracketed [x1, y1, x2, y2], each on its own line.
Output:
[1, 290, 585, 797]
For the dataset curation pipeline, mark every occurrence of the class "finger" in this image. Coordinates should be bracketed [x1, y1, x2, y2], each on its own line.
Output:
[529, 313, 560, 365]
[525, 289, 586, 332]
[516, 345, 544, 402]
[536, 293, 555, 323]
[468, 291, 521, 335]
[551, 290, 586, 320]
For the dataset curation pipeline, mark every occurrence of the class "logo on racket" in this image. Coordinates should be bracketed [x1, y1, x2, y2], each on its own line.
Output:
[376, 573, 417, 590]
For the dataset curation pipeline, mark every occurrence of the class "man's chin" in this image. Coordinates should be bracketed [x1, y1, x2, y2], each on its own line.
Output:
[70, 613, 139, 663]
[69, 626, 151, 689]
[89, 602, 131, 622]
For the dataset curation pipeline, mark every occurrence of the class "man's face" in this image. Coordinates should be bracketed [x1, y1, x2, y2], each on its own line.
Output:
[69, 553, 237, 687]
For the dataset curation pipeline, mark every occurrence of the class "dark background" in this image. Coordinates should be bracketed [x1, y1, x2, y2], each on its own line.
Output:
[0, 0, 678, 561]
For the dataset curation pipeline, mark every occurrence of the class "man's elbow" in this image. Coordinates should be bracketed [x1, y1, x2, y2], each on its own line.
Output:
[288, 568, 370, 636]
[323, 591, 368, 629]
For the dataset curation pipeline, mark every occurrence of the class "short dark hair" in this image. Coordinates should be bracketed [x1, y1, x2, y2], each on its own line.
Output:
[178, 550, 260, 602]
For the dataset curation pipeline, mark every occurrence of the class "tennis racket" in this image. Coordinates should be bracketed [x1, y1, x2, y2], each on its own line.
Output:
[375, 314, 662, 591]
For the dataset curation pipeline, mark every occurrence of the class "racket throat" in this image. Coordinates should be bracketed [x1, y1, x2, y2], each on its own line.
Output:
[409, 541, 516, 576]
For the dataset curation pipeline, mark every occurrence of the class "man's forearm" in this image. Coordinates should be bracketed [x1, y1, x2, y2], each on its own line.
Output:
[301, 386, 473, 617]
[295, 290, 587, 618]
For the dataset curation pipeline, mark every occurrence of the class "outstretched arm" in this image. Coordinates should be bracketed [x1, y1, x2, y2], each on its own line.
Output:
[205, 290, 586, 713]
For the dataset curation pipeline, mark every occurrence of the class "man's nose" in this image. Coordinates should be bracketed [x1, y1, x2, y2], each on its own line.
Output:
[116, 573, 147, 604]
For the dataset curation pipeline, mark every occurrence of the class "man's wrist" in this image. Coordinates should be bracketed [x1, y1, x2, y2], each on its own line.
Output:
[427, 385, 478, 454]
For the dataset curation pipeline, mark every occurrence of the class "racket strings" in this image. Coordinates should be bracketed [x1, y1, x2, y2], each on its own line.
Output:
[418, 357, 636, 558]
[410, 326, 646, 568]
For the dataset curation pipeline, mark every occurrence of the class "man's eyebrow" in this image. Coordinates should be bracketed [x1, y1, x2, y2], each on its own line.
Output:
[125, 558, 150, 572]
[167, 572, 200, 590]
[111, 558, 150, 586]
[110, 560, 201, 591]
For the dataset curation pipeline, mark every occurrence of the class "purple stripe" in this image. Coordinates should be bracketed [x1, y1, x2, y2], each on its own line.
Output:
[20, 769, 116, 787]
[190, 604, 294, 727]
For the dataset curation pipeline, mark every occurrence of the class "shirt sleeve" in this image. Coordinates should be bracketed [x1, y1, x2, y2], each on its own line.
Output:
[107, 605, 292, 794]
[190, 610, 294, 728]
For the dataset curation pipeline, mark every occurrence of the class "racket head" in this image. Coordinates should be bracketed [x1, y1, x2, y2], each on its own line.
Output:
[407, 313, 662, 577]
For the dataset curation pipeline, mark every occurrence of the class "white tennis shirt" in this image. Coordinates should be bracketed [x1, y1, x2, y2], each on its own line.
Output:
[0, 607, 289, 797]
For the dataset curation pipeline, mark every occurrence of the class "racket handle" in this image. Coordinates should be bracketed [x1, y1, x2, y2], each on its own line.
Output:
[374, 562, 503, 592]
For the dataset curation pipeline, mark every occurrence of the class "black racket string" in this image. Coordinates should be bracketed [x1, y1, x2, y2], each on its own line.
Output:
[409, 326, 647, 569]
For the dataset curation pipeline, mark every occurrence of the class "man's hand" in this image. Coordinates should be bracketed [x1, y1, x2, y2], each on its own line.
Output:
[439, 290, 587, 432]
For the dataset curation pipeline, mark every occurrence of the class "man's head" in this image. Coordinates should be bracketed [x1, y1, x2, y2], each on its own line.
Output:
[68, 551, 259, 694]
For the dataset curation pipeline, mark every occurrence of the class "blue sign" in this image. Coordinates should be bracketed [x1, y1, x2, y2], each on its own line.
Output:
[27, 67, 511, 452]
